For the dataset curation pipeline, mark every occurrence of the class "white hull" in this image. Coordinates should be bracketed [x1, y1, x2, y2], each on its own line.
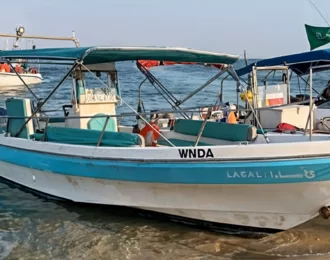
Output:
[0, 72, 42, 87]
[0, 160, 327, 230]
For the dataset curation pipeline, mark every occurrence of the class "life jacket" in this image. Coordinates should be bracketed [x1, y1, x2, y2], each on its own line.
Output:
[274, 123, 302, 133]
[140, 122, 160, 146]
[227, 111, 237, 124]
[3, 64, 10, 72]
[15, 65, 22, 74]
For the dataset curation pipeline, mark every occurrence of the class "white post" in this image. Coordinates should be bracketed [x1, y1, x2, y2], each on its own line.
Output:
[72, 77, 78, 109]
[309, 67, 313, 141]
[287, 69, 291, 104]
[252, 66, 258, 126]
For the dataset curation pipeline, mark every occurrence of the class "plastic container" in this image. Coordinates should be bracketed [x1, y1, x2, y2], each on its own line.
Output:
[259, 104, 313, 129]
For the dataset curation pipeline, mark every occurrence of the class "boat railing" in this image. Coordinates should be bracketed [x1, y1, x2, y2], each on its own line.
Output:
[0, 95, 319, 146]
[2, 113, 141, 147]
[0, 104, 266, 147]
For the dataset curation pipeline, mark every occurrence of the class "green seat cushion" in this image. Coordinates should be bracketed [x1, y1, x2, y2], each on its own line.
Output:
[32, 126, 141, 147]
[173, 119, 257, 142]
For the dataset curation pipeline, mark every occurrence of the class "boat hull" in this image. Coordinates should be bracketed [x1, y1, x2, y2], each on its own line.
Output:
[0, 72, 42, 87]
[0, 160, 326, 230]
[1, 137, 330, 230]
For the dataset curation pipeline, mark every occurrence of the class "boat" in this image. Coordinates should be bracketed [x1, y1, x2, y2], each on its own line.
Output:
[0, 25, 80, 88]
[0, 66, 43, 87]
[0, 46, 330, 233]
[235, 48, 330, 129]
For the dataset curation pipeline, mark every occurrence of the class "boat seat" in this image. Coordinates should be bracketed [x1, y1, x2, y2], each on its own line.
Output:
[5, 98, 34, 139]
[31, 126, 144, 147]
[87, 113, 116, 132]
[173, 119, 257, 142]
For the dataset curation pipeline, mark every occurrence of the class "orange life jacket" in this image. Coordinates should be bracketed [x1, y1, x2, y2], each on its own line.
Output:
[227, 111, 237, 124]
[140, 122, 160, 146]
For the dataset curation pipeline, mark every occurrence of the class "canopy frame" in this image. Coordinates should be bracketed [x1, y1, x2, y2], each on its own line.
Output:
[136, 61, 230, 120]
[1, 46, 248, 147]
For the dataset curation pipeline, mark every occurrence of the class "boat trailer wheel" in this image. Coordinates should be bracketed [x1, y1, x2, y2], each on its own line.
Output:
[319, 207, 330, 219]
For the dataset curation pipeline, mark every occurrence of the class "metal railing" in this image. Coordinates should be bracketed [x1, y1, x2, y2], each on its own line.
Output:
[1, 108, 210, 147]
[1, 99, 319, 148]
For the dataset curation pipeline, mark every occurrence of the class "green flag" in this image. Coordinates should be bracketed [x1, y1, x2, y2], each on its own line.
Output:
[305, 24, 330, 50]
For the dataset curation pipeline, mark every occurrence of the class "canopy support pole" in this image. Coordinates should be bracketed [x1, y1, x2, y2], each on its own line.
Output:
[309, 67, 313, 141]
[219, 74, 229, 102]
[0, 33, 80, 47]
[287, 70, 291, 104]
[227, 66, 270, 143]
[136, 62, 189, 119]
[176, 67, 228, 106]
[5, 58, 39, 101]
[194, 107, 212, 147]
[298, 74, 320, 95]
[251, 66, 259, 127]
[14, 61, 80, 137]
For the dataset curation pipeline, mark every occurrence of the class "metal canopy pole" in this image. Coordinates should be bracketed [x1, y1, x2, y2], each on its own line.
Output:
[0, 33, 80, 47]
[14, 61, 80, 137]
[194, 107, 212, 147]
[286, 69, 291, 104]
[298, 74, 320, 95]
[309, 67, 313, 141]
[136, 62, 180, 104]
[176, 67, 228, 106]
[220, 74, 229, 102]
[136, 62, 189, 119]
[5, 58, 39, 101]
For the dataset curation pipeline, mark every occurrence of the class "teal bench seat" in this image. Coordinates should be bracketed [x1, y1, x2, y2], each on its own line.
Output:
[173, 119, 257, 142]
[30, 126, 142, 147]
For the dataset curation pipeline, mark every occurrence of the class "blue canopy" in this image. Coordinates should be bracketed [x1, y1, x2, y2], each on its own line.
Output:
[0, 46, 239, 65]
[236, 48, 330, 76]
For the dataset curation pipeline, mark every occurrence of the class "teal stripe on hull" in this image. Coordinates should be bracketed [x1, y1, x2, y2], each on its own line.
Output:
[0, 145, 329, 184]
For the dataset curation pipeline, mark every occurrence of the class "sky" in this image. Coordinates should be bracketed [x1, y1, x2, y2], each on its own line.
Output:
[2, 0, 330, 59]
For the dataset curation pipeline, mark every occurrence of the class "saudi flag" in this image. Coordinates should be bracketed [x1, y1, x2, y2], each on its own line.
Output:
[305, 24, 330, 50]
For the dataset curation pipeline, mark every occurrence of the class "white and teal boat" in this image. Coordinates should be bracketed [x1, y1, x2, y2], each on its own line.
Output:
[0, 46, 329, 233]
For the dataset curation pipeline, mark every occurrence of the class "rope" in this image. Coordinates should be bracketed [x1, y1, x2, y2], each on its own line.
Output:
[307, 0, 330, 26]
[80, 64, 175, 147]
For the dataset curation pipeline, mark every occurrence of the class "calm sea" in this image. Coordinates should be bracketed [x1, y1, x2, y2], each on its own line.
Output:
[0, 60, 330, 260]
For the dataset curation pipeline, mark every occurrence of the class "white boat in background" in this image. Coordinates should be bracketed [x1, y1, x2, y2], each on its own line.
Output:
[0, 25, 79, 88]
[0, 71, 43, 87]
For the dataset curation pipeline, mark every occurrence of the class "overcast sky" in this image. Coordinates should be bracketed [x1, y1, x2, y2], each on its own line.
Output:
[2, 0, 330, 58]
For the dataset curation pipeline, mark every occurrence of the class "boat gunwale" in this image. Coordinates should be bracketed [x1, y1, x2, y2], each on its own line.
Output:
[0, 71, 43, 79]
[1, 139, 330, 163]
